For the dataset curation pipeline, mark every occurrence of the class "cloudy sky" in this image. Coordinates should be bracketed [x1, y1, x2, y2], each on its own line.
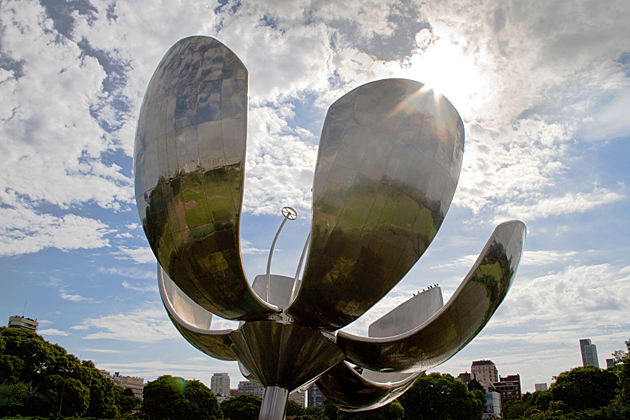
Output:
[1, 0, 629, 393]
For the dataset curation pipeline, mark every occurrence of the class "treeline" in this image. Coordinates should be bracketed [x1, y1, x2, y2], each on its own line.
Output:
[3, 326, 628, 420]
[0, 327, 141, 418]
[502, 339, 630, 420]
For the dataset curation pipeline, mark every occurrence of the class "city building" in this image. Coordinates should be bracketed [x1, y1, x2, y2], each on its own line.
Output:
[100, 370, 145, 399]
[606, 358, 616, 369]
[456, 371, 473, 386]
[471, 360, 498, 390]
[580, 338, 599, 368]
[237, 380, 264, 398]
[493, 374, 521, 404]
[483, 391, 501, 419]
[211, 373, 230, 397]
[229, 389, 239, 397]
[535, 383, 548, 392]
[7, 315, 39, 332]
[307, 383, 325, 407]
[289, 390, 306, 408]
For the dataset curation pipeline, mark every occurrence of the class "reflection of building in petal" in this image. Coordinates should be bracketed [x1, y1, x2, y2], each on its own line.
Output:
[580, 338, 600, 367]
[100, 370, 145, 399]
[7, 315, 38, 332]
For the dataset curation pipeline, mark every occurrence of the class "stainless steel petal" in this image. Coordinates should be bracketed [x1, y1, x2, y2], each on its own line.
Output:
[287, 79, 465, 330]
[316, 361, 421, 412]
[336, 220, 526, 372]
[158, 265, 237, 361]
[135, 36, 278, 321]
[228, 321, 345, 392]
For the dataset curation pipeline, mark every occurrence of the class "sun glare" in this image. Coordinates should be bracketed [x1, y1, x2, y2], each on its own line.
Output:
[387, 26, 497, 119]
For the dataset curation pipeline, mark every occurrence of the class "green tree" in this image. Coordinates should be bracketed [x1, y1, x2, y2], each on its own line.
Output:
[117, 386, 142, 414]
[467, 379, 484, 393]
[0, 327, 122, 418]
[398, 373, 485, 420]
[612, 338, 630, 406]
[323, 399, 404, 420]
[143, 375, 222, 420]
[550, 365, 618, 412]
[287, 399, 306, 417]
[0, 381, 32, 408]
[221, 394, 262, 420]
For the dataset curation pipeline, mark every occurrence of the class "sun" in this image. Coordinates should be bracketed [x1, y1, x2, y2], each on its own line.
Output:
[387, 25, 498, 120]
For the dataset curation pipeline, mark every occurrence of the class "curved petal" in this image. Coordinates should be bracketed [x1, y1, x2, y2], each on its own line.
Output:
[158, 265, 237, 361]
[135, 36, 277, 321]
[336, 220, 526, 372]
[287, 79, 465, 330]
[316, 361, 421, 412]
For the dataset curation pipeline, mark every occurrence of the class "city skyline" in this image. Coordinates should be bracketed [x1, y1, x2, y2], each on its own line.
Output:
[1, 0, 629, 393]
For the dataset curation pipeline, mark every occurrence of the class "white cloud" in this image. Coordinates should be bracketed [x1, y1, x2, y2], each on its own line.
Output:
[60, 288, 92, 302]
[497, 262, 630, 329]
[39, 328, 69, 336]
[115, 246, 156, 264]
[0, 204, 112, 256]
[82, 348, 120, 353]
[99, 267, 155, 280]
[77, 307, 179, 343]
[122, 281, 156, 293]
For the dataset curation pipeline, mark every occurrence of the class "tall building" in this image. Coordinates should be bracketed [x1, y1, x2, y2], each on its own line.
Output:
[471, 360, 498, 390]
[289, 390, 306, 408]
[237, 380, 264, 398]
[535, 383, 548, 392]
[211, 373, 230, 397]
[493, 374, 521, 404]
[8, 315, 39, 332]
[580, 338, 600, 368]
[307, 383, 325, 407]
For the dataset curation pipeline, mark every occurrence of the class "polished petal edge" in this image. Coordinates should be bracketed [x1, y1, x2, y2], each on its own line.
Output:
[336, 220, 526, 373]
[317, 361, 421, 412]
[135, 35, 278, 321]
[158, 265, 237, 361]
[287, 79, 465, 331]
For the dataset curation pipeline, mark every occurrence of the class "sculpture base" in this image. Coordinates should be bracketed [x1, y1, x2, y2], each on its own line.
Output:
[259, 386, 289, 420]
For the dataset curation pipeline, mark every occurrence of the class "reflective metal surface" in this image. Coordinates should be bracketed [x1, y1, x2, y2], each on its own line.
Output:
[259, 387, 289, 420]
[286, 79, 465, 331]
[158, 266, 236, 361]
[137, 35, 527, 419]
[135, 36, 278, 321]
[316, 362, 420, 412]
[336, 221, 526, 373]
[228, 321, 345, 392]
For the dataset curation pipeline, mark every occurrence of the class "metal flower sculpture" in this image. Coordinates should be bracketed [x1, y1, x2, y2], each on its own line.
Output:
[134, 36, 526, 420]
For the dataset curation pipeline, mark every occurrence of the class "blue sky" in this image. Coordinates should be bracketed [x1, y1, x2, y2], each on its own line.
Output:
[1, 0, 629, 393]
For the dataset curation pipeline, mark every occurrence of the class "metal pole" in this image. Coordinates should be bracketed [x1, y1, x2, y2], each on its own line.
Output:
[289, 231, 310, 303]
[259, 386, 289, 420]
[265, 207, 297, 303]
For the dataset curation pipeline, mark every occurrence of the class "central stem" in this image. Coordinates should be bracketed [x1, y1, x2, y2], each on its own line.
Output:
[259, 386, 289, 420]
